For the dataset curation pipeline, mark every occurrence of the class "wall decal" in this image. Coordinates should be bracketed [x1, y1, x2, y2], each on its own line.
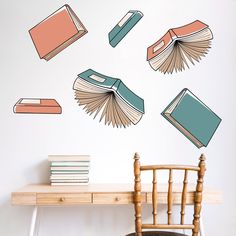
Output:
[161, 88, 221, 148]
[73, 69, 145, 128]
[13, 98, 62, 114]
[147, 20, 213, 74]
[108, 10, 143, 47]
[29, 4, 88, 61]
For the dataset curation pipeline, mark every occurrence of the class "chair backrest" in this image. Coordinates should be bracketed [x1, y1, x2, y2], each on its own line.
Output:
[133, 153, 206, 236]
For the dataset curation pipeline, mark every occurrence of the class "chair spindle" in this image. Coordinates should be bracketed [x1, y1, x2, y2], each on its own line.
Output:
[152, 169, 157, 225]
[192, 154, 206, 236]
[134, 153, 142, 236]
[181, 169, 188, 224]
[167, 169, 173, 224]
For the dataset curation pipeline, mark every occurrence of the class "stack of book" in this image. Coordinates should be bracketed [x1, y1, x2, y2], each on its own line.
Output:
[48, 155, 90, 186]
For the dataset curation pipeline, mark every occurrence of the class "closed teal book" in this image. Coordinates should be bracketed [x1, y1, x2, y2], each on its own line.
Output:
[108, 10, 143, 47]
[161, 88, 221, 148]
[73, 69, 144, 128]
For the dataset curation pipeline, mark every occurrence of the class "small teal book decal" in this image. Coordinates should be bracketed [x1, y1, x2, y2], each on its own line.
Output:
[161, 88, 221, 148]
[108, 10, 143, 47]
[73, 69, 144, 128]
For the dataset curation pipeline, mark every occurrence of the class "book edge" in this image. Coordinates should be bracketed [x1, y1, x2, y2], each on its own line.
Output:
[109, 11, 143, 47]
[174, 90, 222, 147]
[161, 88, 204, 148]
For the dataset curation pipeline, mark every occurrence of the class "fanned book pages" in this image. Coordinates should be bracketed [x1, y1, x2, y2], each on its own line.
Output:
[73, 69, 145, 128]
[147, 20, 213, 74]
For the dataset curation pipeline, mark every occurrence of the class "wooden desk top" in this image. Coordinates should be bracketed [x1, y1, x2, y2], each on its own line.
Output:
[11, 183, 222, 206]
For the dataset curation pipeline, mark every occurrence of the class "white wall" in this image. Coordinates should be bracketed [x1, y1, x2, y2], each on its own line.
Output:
[1, 0, 236, 235]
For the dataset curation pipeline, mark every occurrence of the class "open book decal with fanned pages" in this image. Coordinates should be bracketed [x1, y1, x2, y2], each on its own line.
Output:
[29, 4, 88, 61]
[73, 69, 145, 128]
[147, 20, 213, 74]
[161, 89, 221, 148]
[108, 10, 143, 47]
[13, 98, 62, 114]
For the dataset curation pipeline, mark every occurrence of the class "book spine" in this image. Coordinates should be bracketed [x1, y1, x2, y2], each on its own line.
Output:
[50, 167, 90, 170]
[14, 105, 62, 114]
[65, 4, 88, 33]
[51, 182, 89, 186]
[111, 79, 121, 92]
[50, 179, 89, 182]
[50, 176, 89, 179]
[109, 11, 143, 47]
[51, 171, 89, 174]
[50, 162, 90, 167]
[48, 155, 90, 162]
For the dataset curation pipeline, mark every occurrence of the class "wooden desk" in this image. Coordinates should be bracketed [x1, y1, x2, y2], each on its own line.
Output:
[12, 183, 222, 205]
[11, 184, 222, 236]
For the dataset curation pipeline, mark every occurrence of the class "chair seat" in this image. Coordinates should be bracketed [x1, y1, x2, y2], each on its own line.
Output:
[126, 231, 187, 236]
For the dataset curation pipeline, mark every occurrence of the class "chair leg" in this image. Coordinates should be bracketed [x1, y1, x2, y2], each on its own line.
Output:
[199, 217, 205, 236]
[29, 206, 38, 236]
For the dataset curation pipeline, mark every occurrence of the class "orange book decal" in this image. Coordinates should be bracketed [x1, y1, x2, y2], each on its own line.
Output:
[29, 4, 88, 60]
[13, 99, 62, 114]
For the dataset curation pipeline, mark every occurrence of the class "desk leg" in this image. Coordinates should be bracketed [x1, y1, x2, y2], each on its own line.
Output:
[200, 217, 205, 236]
[29, 206, 38, 236]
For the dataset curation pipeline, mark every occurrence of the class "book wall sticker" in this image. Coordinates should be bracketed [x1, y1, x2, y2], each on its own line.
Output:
[73, 69, 145, 128]
[29, 4, 88, 61]
[161, 88, 221, 148]
[108, 10, 143, 47]
[13, 98, 62, 114]
[147, 20, 213, 74]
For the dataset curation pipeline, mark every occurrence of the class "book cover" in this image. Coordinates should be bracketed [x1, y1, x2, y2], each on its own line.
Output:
[50, 174, 89, 179]
[73, 69, 145, 128]
[51, 171, 89, 174]
[29, 4, 88, 61]
[50, 161, 90, 167]
[108, 10, 143, 47]
[13, 98, 62, 114]
[48, 155, 90, 162]
[50, 178, 89, 182]
[147, 20, 213, 73]
[161, 88, 221, 148]
[51, 182, 89, 186]
[50, 166, 90, 171]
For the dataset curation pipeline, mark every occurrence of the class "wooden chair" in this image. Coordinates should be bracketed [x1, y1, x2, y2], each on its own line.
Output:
[127, 153, 206, 236]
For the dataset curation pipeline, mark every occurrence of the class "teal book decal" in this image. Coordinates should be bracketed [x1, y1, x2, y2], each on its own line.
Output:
[73, 69, 145, 128]
[161, 88, 221, 148]
[108, 10, 143, 47]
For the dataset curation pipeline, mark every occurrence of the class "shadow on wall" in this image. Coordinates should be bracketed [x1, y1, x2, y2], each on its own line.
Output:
[24, 158, 50, 184]
[0, 195, 190, 236]
[0, 197, 32, 236]
[0, 159, 50, 236]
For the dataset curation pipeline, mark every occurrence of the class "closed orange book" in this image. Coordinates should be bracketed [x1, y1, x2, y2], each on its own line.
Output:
[29, 4, 88, 61]
[13, 98, 62, 114]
